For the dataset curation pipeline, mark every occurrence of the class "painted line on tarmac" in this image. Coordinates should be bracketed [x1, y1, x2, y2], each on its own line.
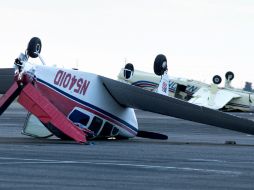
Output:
[189, 159, 227, 163]
[0, 124, 19, 126]
[0, 157, 241, 176]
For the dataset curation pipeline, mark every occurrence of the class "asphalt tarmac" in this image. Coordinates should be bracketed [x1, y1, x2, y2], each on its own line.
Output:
[0, 102, 254, 190]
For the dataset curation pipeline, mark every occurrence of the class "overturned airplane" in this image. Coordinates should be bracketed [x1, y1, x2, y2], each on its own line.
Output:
[0, 39, 254, 144]
[118, 57, 254, 112]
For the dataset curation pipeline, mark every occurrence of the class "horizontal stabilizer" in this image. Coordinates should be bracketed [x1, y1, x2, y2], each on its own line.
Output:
[101, 76, 254, 135]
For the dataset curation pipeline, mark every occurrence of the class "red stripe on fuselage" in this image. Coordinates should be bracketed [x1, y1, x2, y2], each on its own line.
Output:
[36, 81, 137, 136]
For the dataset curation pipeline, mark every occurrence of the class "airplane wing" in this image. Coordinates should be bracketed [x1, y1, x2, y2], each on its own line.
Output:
[0, 68, 15, 94]
[100, 76, 254, 135]
[188, 86, 241, 110]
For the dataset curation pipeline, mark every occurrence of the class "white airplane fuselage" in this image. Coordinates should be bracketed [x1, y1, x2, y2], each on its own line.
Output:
[118, 69, 254, 112]
[25, 63, 138, 139]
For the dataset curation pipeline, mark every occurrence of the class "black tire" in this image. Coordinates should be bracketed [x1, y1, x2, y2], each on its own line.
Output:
[154, 54, 167, 76]
[225, 71, 234, 81]
[27, 37, 42, 58]
[212, 75, 222, 84]
[44, 123, 72, 140]
[124, 63, 134, 79]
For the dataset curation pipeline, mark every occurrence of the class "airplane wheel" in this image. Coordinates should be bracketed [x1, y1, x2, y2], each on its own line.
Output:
[124, 63, 134, 79]
[212, 75, 222, 84]
[225, 71, 234, 81]
[154, 54, 167, 76]
[27, 37, 42, 58]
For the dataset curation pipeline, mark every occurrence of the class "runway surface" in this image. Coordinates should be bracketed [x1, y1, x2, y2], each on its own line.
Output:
[0, 102, 254, 189]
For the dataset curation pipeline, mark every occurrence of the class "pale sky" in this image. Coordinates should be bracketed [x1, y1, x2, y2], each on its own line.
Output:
[0, 0, 254, 88]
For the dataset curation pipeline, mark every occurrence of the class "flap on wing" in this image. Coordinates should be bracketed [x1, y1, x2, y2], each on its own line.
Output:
[189, 87, 240, 110]
[100, 76, 254, 135]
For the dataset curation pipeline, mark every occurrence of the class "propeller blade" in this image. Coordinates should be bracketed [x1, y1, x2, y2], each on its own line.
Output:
[137, 130, 168, 140]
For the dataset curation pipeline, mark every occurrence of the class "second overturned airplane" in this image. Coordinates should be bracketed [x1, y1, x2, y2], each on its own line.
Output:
[118, 56, 254, 112]
[1, 38, 254, 144]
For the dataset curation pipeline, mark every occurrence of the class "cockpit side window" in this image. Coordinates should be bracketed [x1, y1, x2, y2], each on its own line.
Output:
[69, 109, 90, 126]
[89, 116, 103, 135]
[100, 122, 114, 137]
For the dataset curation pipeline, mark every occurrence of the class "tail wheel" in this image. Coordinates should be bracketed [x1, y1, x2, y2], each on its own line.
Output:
[212, 75, 222, 84]
[27, 37, 42, 58]
[154, 54, 167, 76]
